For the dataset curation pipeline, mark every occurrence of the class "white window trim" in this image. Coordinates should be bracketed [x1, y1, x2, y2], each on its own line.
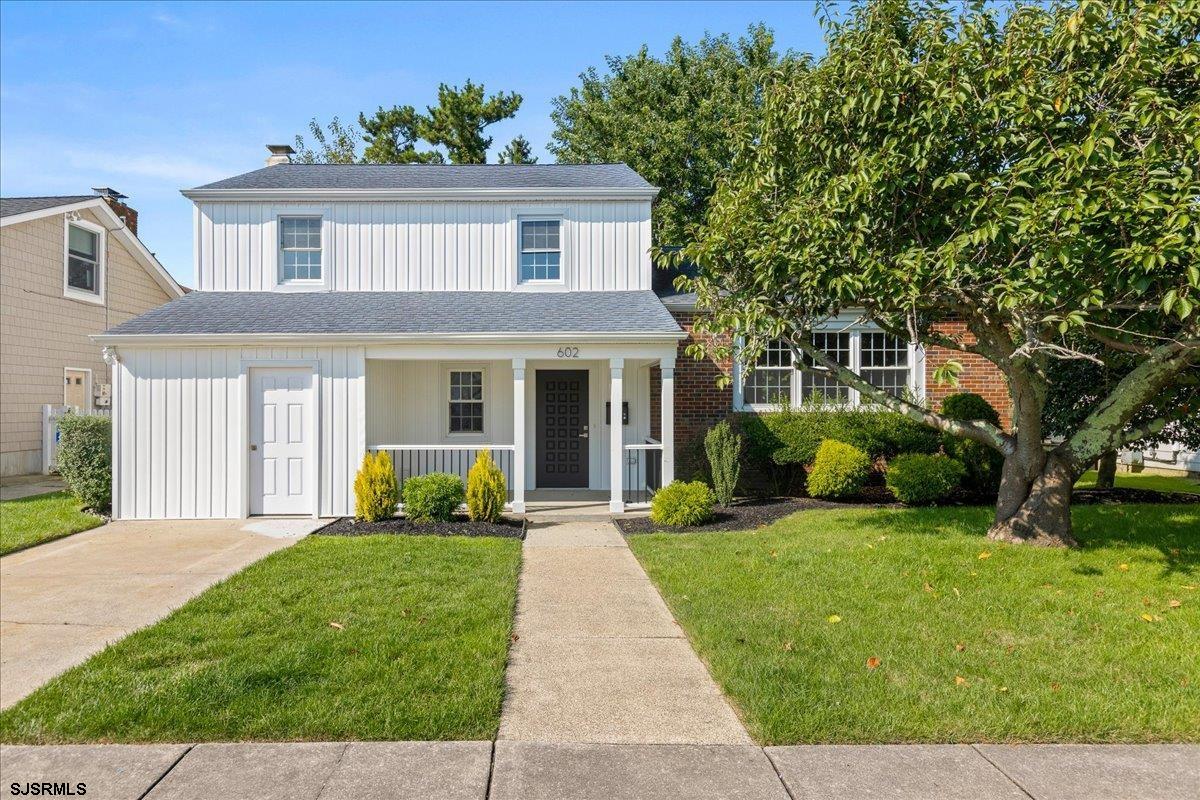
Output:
[273, 211, 330, 292]
[444, 363, 488, 441]
[63, 366, 93, 411]
[734, 325, 924, 412]
[512, 211, 568, 291]
[63, 217, 106, 305]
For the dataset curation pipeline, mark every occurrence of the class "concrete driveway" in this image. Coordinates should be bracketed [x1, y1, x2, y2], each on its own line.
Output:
[0, 518, 324, 709]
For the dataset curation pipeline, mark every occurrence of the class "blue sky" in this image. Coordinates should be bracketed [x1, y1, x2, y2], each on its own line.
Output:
[1, 1, 827, 286]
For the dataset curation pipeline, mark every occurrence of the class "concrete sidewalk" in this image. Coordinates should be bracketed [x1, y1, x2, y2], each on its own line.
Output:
[0, 518, 323, 708]
[497, 519, 749, 745]
[2, 741, 1195, 800]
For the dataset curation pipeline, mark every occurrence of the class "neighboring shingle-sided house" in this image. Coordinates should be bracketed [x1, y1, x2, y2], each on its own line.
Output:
[0, 191, 184, 477]
[97, 147, 1018, 520]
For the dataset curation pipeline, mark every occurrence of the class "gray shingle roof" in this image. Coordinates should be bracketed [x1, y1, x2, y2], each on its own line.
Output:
[102, 291, 682, 337]
[190, 163, 655, 192]
[0, 196, 96, 218]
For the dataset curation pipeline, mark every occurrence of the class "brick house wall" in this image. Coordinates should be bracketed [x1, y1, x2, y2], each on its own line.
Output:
[0, 207, 174, 476]
[654, 308, 1013, 476]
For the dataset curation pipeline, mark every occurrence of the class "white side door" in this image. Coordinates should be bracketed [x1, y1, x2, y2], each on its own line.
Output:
[250, 367, 314, 516]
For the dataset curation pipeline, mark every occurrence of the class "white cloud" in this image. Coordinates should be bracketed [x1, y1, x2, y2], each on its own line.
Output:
[61, 148, 227, 187]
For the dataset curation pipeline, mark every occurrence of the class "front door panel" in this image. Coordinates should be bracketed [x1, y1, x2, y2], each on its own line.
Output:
[536, 370, 589, 488]
[250, 368, 313, 515]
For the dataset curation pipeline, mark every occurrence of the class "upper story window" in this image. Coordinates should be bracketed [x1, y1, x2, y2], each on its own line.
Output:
[519, 219, 561, 283]
[739, 329, 915, 409]
[64, 219, 105, 304]
[279, 216, 322, 283]
[448, 369, 484, 434]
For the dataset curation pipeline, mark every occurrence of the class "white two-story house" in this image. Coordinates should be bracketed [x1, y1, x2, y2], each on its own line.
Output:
[96, 148, 684, 519]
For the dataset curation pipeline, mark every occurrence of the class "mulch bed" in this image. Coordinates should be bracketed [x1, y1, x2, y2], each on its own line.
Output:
[1072, 487, 1200, 505]
[615, 485, 1198, 535]
[314, 515, 526, 539]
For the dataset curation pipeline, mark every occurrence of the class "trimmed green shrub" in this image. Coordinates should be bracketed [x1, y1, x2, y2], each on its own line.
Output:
[56, 414, 112, 512]
[886, 453, 966, 505]
[704, 421, 742, 506]
[650, 480, 716, 527]
[354, 451, 400, 522]
[738, 405, 939, 493]
[940, 392, 1005, 494]
[806, 439, 871, 500]
[941, 392, 1001, 427]
[466, 449, 506, 522]
[402, 473, 465, 523]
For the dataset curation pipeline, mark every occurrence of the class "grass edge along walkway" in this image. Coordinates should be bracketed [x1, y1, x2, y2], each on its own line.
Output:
[0, 534, 522, 743]
[629, 503, 1199, 745]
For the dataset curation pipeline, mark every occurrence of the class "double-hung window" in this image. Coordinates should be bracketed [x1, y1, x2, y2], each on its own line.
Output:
[64, 221, 103, 302]
[519, 219, 561, 283]
[279, 216, 322, 283]
[448, 370, 484, 434]
[739, 328, 915, 409]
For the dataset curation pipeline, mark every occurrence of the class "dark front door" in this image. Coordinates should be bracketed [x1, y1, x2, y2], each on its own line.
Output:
[536, 370, 590, 488]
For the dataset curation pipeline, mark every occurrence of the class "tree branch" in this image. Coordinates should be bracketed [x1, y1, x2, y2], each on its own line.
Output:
[785, 337, 1016, 455]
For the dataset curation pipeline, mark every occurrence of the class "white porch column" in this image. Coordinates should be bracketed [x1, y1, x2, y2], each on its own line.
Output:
[512, 358, 526, 513]
[660, 357, 675, 486]
[609, 357, 624, 513]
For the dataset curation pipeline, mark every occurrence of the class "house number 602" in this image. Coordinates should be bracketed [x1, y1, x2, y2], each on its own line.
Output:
[556, 346, 580, 358]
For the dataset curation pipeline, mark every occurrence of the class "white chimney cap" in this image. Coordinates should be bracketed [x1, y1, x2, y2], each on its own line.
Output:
[265, 144, 296, 167]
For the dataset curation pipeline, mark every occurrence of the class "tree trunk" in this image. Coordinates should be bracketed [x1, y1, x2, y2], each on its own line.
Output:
[1095, 450, 1118, 489]
[988, 452, 1078, 547]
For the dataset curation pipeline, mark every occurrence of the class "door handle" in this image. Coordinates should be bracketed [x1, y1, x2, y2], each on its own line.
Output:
[579, 433, 589, 439]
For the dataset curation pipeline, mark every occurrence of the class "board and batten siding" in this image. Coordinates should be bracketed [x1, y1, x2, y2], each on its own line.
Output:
[112, 345, 365, 519]
[194, 201, 653, 292]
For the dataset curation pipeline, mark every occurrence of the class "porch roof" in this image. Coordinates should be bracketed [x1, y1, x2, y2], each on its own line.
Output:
[99, 290, 683, 339]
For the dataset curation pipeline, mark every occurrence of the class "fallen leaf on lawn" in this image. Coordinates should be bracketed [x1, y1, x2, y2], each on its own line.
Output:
[955, 642, 966, 652]
[924, 582, 935, 593]
[955, 675, 969, 686]
[1142, 597, 1152, 606]
[1169, 599, 1182, 608]
[978, 551, 991, 560]
[866, 543, 875, 549]
[1182, 585, 1197, 591]
[827, 614, 842, 624]
[866, 656, 881, 669]
[1141, 613, 1161, 622]
[511, 634, 520, 641]
[999, 686, 1009, 692]
[1118, 563, 1130, 572]
[782, 640, 794, 652]
[1170, 548, 1180, 556]
[1094, 590, 1105, 598]
[953, 587, 961, 597]
[328, 622, 344, 630]
[1051, 682, 1061, 691]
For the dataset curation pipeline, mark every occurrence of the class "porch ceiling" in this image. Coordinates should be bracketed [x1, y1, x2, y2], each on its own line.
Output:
[100, 291, 682, 339]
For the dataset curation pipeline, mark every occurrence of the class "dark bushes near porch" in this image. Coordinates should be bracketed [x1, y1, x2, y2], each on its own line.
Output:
[736, 406, 940, 495]
[402, 473, 466, 523]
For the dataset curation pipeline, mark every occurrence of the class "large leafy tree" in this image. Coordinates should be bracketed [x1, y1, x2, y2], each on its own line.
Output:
[550, 25, 790, 245]
[677, 0, 1200, 546]
[294, 80, 524, 164]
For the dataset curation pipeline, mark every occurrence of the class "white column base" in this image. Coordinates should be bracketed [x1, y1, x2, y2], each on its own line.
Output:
[510, 501, 526, 514]
[609, 357, 624, 514]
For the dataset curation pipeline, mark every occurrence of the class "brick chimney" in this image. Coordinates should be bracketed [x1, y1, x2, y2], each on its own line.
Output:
[92, 187, 137, 235]
[266, 144, 295, 166]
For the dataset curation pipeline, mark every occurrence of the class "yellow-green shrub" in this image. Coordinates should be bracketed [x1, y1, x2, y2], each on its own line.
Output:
[806, 439, 871, 500]
[650, 480, 716, 526]
[354, 451, 399, 522]
[466, 449, 506, 522]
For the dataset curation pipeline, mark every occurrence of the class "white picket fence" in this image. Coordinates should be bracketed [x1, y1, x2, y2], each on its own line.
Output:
[42, 404, 110, 474]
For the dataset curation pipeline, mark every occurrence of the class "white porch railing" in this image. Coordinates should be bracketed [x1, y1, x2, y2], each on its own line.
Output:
[369, 445, 517, 502]
[623, 438, 664, 506]
[43, 404, 111, 474]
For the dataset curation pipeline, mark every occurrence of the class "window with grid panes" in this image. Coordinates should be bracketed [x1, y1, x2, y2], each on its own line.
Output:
[742, 339, 793, 405]
[448, 370, 484, 433]
[799, 331, 852, 403]
[279, 217, 322, 282]
[860, 332, 911, 397]
[519, 219, 561, 282]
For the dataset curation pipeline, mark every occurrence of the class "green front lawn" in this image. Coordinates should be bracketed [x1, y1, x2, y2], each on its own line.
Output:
[1076, 469, 1200, 494]
[0, 534, 521, 743]
[630, 504, 1198, 744]
[0, 491, 105, 557]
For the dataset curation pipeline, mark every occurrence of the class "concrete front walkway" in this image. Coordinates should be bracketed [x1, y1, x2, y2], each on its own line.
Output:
[498, 518, 750, 745]
[2, 742, 1196, 800]
[0, 474, 65, 501]
[0, 518, 322, 708]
